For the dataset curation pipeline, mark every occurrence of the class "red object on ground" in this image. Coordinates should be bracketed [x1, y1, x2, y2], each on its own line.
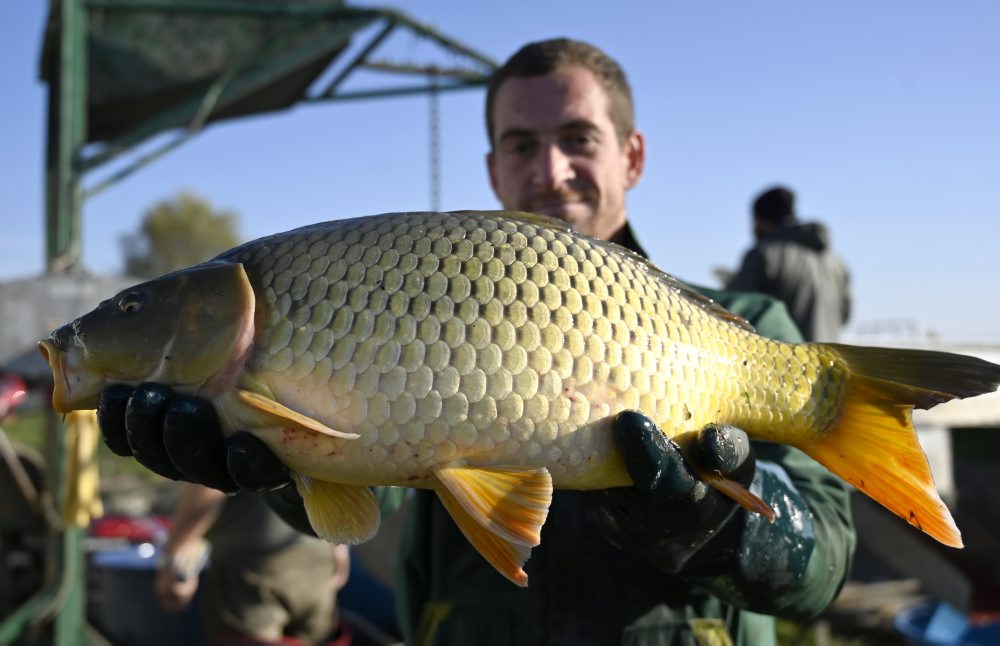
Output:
[0, 373, 28, 418]
[89, 514, 171, 544]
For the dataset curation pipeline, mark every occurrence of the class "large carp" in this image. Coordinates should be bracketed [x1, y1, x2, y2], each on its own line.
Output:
[39, 211, 1000, 585]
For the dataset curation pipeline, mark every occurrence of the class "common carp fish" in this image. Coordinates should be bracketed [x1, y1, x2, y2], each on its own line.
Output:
[39, 211, 1000, 585]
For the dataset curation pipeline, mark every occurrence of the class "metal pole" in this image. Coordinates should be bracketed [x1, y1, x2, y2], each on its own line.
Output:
[429, 69, 441, 212]
[47, 2, 88, 643]
[45, 0, 87, 273]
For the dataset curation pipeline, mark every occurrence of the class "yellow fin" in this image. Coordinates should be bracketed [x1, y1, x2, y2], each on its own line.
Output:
[237, 389, 359, 439]
[674, 431, 773, 520]
[434, 464, 553, 586]
[696, 468, 775, 522]
[802, 378, 961, 547]
[291, 472, 379, 544]
[798, 344, 1000, 548]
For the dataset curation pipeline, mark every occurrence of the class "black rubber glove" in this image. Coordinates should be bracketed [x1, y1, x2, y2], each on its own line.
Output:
[97, 383, 315, 535]
[584, 411, 757, 574]
[585, 410, 817, 606]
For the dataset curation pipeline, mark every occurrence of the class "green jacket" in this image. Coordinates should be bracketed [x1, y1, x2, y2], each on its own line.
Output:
[388, 228, 856, 645]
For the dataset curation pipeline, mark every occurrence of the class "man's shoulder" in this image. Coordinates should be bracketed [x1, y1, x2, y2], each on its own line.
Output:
[691, 283, 783, 318]
[689, 283, 804, 343]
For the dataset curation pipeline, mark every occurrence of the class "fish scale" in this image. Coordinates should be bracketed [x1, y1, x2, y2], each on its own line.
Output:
[216, 211, 826, 487]
[41, 209, 1000, 585]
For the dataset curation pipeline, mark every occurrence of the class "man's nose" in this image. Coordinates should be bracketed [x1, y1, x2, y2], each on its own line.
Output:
[532, 143, 573, 190]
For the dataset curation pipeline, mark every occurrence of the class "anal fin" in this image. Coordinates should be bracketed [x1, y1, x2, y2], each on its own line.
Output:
[434, 464, 553, 587]
[291, 472, 379, 544]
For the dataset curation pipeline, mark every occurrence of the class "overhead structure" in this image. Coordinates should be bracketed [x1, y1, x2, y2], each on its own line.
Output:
[6, 2, 495, 642]
[39, 0, 497, 272]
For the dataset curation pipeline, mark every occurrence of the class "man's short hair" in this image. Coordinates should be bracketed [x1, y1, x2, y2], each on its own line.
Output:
[753, 186, 797, 224]
[485, 38, 635, 148]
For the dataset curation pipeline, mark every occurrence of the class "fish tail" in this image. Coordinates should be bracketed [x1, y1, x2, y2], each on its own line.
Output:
[797, 344, 1000, 548]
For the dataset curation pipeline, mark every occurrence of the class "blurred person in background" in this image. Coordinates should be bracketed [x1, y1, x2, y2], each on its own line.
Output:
[726, 186, 851, 342]
[156, 484, 350, 645]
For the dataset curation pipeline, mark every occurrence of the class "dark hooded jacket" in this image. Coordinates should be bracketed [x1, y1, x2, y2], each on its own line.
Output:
[727, 222, 851, 342]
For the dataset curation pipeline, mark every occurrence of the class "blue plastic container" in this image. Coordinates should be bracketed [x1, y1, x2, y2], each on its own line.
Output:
[894, 601, 1000, 646]
[90, 545, 207, 646]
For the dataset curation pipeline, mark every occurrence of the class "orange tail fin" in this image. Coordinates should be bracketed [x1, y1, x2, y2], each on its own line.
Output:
[797, 345, 1000, 548]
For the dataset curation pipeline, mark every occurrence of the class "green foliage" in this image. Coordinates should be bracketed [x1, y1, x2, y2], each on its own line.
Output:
[2, 410, 47, 453]
[121, 191, 242, 278]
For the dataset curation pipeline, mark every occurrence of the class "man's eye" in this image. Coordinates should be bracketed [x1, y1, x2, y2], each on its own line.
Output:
[567, 134, 598, 150]
[504, 139, 536, 156]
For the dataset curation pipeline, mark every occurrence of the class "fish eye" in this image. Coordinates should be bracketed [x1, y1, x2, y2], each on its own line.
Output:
[118, 291, 146, 314]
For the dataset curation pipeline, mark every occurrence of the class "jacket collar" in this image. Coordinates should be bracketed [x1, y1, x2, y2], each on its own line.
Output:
[609, 220, 648, 259]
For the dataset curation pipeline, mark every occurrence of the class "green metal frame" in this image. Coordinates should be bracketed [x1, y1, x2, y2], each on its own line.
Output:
[2, 1, 495, 642]
[49, 0, 496, 272]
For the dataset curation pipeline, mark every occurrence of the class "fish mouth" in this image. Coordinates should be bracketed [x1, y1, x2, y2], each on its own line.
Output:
[38, 339, 73, 413]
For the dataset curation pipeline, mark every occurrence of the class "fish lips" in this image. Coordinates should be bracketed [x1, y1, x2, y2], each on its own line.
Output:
[38, 338, 103, 413]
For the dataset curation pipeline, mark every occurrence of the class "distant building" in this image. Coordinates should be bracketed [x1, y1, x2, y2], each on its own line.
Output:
[0, 271, 136, 383]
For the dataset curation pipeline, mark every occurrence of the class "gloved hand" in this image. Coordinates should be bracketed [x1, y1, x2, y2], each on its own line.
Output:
[584, 410, 757, 574]
[97, 383, 314, 534]
[586, 410, 819, 609]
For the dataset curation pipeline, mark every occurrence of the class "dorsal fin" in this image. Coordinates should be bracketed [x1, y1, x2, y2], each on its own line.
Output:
[455, 210, 756, 333]
[635, 265, 757, 333]
[452, 209, 577, 233]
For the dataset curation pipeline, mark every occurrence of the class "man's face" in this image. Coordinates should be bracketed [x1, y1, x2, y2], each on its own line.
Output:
[487, 67, 645, 241]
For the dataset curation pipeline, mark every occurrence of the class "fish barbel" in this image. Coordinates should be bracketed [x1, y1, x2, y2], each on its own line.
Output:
[39, 210, 1000, 585]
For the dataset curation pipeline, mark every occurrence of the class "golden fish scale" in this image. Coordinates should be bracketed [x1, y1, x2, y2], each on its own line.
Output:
[220, 212, 847, 488]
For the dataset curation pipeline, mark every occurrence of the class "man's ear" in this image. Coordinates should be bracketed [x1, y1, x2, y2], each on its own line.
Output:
[486, 150, 499, 195]
[624, 130, 646, 189]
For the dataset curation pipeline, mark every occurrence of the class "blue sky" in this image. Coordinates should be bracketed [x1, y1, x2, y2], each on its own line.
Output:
[2, 1, 998, 342]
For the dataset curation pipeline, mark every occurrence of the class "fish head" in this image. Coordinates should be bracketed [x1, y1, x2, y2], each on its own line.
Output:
[39, 262, 256, 413]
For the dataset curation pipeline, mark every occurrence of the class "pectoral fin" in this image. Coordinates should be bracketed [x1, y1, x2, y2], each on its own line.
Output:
[237, 389, 359, 439]
[434, 464, 553, 586]
[291, 472, 379, 544]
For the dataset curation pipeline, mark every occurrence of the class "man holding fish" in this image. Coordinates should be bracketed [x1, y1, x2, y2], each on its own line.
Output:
[48, 38, 997, 645]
